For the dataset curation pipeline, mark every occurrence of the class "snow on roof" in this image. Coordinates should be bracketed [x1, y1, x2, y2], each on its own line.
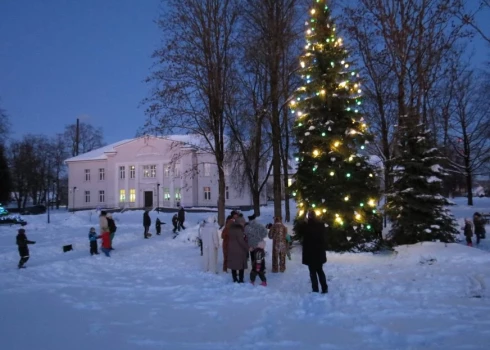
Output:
[64, 139, 134, 162]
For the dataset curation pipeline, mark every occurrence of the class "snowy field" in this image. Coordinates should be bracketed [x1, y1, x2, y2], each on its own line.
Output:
[1, 198, 490, 350]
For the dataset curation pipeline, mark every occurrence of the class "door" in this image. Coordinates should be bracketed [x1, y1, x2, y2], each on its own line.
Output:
[144, 191, 153, 208]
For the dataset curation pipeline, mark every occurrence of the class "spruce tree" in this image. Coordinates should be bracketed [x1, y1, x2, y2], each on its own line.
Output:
[0, 143, 11, 204]
[291, 0, 380, 252]
[386, 115, 458, 244]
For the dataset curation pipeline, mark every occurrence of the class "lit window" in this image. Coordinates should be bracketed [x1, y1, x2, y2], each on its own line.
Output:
[119, 189, 126, 202]
[99, 190, 105, 203]
[84, 169, 90, 182]
[85, 191, 90, 203]
[175, 187, 181, 200]
[143, 165, 156, 178]
[119, 166, 125, 179]
[204, 187, 211, 200]
[129, 165, 135, 179]
[163, 188, 170, 201]
[99, 168, 105, 181]
[129, 189, 136, 203]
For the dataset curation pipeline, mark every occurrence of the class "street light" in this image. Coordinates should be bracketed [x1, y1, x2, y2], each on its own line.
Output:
[157, 183, 160, 213]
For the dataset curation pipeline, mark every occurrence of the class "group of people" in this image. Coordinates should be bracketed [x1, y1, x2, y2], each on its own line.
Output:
[463, 212, 487, 246]
[197, 209, 329, 293]
[92, 211, 118, 256]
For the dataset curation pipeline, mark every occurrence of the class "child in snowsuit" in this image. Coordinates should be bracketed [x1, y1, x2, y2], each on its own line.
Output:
[156, 218, 162, 235]
[100, 231, 112, 257]
[463, 219, 473, 247]
[88, 227, 100, 255]
[250, 240, 267, 286]
[16, 228, 36, 268]
[172, 214, 179, 234]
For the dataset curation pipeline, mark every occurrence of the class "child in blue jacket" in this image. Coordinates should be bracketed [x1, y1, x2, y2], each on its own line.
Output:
[89, 227, 99, 255]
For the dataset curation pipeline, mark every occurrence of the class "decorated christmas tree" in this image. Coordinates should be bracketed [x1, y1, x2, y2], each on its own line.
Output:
[291, 0, 381, 252]
[385, 115, 458, 244]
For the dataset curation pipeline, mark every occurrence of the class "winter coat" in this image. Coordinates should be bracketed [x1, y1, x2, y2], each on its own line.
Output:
[474, 216, 486, 235]
[143, 211, 151, 227]
[464, 223, 473, 238]
[99, 215, 109, 234]
[244, 220, 268, 248]
[199, 221, 220, 273]
[16, 232, 35, 248]
[252, 247, 266, 272]
[269, 222, 288, 253]
[156, 218, 162, 234]
[107, 217, 117, 233]
[89, 231, 98, 242]
[172, 214, 179, 226]
[227, 223, 249, 270]
[100, 231, 111, 249]
[299, 219, 327, 266]
[178, 208, 185, 222]
[221, 218, 234, 245]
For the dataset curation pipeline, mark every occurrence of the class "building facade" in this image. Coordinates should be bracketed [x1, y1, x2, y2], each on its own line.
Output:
[65, 135, 267, 211]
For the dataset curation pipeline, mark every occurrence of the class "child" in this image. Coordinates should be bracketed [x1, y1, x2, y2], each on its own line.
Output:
[99, 230, 112, 257]
[172, 214, 179, 234]
[155, 218, 162, 235]
[16, 228, 36, 268]
[88, 227, 99, 255]
[250, 240, 267, 286]
[286, 233, 292, 260]
[106, 213, 117, 249]
[463, 219, 473, 247]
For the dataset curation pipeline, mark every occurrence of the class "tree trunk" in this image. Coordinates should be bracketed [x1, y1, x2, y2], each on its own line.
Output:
[252, 189, 261, 216]
[217, 163, 226, 227]
[466, 166, 473, 206]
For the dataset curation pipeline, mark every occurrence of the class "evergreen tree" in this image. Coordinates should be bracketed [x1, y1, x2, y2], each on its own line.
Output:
[0, 143, 12, 204]
[386, 115, 458, 244]
[291, 0, 380, 251]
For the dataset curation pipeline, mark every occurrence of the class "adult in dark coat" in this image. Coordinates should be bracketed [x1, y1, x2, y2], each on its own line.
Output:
[227, 217, 249, 283]
[143, 210, 151, 239]
[473, 212, 486, 244]
[178, 207, 186, 230]
[16, 228, 36, 268]
[299, 210, 328, 293]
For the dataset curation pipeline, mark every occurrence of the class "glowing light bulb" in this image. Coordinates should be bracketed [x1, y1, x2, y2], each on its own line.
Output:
[360, 203, 364, 207]
[322, 209, 327, 213]
[369, 173, 373, 177]
[344, 196, 349, 201]
[313, 149, 319, 157]
[299, 210, 304, 216]
[368, 199, 376, 207]
[315, 209, 321, 216]
[346, 173, 351, 178]
[312, 204, 316, 208]
[311, 9, 316, 14]
[300, 61, 305, 68]
[329, 171, 334, 176]
[334, 141, 340, 147]
[355, 213, 361, 220]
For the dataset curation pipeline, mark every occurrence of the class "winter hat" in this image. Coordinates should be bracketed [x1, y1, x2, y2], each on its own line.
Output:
[106, 213, 112, 219]
[257, 240, 266, 249]
[235, 217, 246, 226]
[18, 228, 25, 234]
[248, 213, 256, 221]
[90, 227, 96, 232]
[100, 210, 107, 216]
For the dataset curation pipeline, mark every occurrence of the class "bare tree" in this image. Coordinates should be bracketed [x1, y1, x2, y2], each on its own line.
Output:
[454, 0, 490, 44]
[447, 66, 490, 205]
[0, 99, 10, 141]
[143, 0, 240, 226]
[50, 133, 69, 208]
[63, 121, 105, 157]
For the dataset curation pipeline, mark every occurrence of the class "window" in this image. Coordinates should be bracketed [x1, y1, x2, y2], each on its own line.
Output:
[204, 163, 211, 176]
[175, 187, 181, 200]
[225, 186, 229, 200]
[119, 189, 126, 202]
[129, 165, 135, 179]
[204, 186, 211, 201]
[119, 166, 125, 179]
[174, 161, 181, 177]
[143, 165, 156, 178]
[163, 188, 170, 201]
[129, 189, 136, 202]
[99, 190, 105, 203]
[84, 169, 90, 182]
[99, 168, 105, 181]
[164, 165, 171, 177]
[85, 191, 90, 203]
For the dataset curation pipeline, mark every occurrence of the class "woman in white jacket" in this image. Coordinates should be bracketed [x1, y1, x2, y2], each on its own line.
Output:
[198, 216, 220, 274]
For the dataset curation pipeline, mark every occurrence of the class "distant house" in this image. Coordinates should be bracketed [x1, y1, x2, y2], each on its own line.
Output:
[65, 135, 267, 211]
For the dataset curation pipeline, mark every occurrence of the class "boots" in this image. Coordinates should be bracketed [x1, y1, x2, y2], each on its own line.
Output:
[260, 281, 267, 287]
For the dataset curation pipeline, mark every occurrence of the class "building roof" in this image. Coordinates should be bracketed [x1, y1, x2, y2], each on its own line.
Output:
[64, 135, 209, 163]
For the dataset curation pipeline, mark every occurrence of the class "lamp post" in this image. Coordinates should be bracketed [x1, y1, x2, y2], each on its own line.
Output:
[72, 186, 77, 212]
[157, 183, 160, 213]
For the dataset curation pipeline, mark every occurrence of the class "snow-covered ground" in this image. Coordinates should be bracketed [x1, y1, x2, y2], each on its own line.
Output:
[1, 198, 490, 349]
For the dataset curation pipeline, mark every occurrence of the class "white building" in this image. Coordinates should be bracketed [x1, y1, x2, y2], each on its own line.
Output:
[65, 135, 267, 211]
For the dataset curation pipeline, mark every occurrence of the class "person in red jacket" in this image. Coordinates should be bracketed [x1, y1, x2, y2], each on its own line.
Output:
[99, 231, 112, 257]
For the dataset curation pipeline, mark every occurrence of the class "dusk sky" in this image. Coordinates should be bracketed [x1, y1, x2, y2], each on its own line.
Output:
[0, 0, 489, 145]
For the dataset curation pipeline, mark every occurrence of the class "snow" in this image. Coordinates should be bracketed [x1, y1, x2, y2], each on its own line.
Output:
[65, 139, 134, 162]
[1, 198, 490, 349]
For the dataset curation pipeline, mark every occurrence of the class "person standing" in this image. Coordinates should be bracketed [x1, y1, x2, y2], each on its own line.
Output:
[198, 216, 220, 273]
[250, 240, 267, 286]
[178, 206, 186, 230]
[155, 218, 162, 235]
[143, 209, 151, 239]
[244, 214, 268, 265]
[106, 213, 117, 249]
[221, 210, 238, 272]
[99, 211, 109, 235]
[269, 216, 288, 273]
[474, 212, 486, 244]
[463, 218, 473, 247]
[298, 210, 328, 294]
[16, 228, 36, 268]
[88, 227, 100, 255]
[227, 217, 249, 283]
